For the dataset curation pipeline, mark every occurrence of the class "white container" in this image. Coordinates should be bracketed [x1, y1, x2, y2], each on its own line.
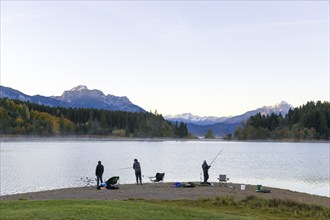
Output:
[240, 184, 246, 190]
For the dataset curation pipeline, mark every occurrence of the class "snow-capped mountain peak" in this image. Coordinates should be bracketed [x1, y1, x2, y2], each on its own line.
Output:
[274, 101, 293, 110]
[164, 113, 229, 125]
[70, 85, 88, 91]
[259, 101, 293, 116]
[174, 113, 198, 121]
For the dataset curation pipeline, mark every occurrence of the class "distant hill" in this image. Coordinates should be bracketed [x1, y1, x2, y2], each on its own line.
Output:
[186, 122, 241, 137]
[0, 85, 145, 112]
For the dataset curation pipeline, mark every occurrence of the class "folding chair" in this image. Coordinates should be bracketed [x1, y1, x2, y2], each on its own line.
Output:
[217, 174, 229, 186]
[149, 173, 165, 182]
[106, 176, 120, 189]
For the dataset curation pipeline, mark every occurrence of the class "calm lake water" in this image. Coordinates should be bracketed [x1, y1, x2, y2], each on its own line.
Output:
[0, 139, 329, 197]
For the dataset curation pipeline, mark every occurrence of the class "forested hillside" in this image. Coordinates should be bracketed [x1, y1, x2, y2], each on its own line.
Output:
[234, 101, 330, 140]
[0, 98, 188, 138]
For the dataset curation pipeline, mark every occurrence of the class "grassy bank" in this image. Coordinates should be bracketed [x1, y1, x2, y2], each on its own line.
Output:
[1, 196, 329, 219]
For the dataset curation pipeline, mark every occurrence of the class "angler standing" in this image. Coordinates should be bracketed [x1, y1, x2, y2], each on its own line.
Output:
[133, 159, 142, 185]
[202, 160, 211, 184]
[95, 161, 104, 188]
[201, 149, 224, 185]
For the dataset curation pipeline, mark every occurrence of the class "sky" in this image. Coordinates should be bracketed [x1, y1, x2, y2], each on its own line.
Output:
[1, 1, 329, 117]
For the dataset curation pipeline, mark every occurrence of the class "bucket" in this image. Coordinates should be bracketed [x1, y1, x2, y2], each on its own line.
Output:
[240, 184, 245, 190]
[256, 185, 262, 190]
[175, 182, 181, 187]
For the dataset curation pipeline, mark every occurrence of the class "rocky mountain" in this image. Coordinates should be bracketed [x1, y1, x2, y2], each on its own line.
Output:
[0, 85, 145, 112]
[221, 101, 293, 124]
[53, 85, 145, 112]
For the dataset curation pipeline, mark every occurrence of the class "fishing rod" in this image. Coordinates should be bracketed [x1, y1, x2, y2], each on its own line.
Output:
[104, 167, 132, 171]
[209, 148, 225, 166]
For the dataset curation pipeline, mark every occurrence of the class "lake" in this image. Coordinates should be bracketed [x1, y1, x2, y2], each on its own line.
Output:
[0, 139, 329, 197]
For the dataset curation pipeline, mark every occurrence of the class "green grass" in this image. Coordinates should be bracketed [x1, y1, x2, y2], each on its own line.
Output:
[0, 196, 329, 220]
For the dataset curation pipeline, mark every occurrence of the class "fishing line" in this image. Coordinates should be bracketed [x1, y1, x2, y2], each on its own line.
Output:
[114, 167, 132, 170]
[209, 147, 225, 166]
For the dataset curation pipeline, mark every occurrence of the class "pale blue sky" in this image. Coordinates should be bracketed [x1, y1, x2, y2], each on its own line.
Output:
[1, 1, 329, 117]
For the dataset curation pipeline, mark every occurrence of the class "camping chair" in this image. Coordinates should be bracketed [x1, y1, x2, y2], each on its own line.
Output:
[217, 174, 229, 186]
[149, 173, 165, 182]
[106, 176, 120, 189]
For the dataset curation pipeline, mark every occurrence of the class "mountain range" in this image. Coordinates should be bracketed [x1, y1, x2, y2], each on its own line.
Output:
[0, 85, 145, 112]
[165, 101, 293, 137]
[0, 85, 294, 137]
[165, 101, 293, 125]
[164, 113, 229, 126]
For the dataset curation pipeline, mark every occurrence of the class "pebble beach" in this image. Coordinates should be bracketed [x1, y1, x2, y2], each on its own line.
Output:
[1, 183, 329, 207]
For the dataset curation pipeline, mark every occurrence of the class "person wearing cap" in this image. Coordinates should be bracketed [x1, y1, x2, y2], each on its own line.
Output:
[95, 161, 104, 188]
[202, 160, 211, 184]
[133, 159, 142, 185]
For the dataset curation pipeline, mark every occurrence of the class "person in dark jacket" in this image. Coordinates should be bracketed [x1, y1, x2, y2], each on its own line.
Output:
[95, 161, 104, 187]
[133, 159, 142, 185]
[202, 160, 211, 184]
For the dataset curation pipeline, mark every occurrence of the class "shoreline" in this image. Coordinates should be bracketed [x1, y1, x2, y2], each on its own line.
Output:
[1, 183, 329, 207]
[1, 136, 329, 143]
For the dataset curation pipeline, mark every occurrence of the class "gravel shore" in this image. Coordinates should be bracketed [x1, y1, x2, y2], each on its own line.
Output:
[1, 182, 329, 207]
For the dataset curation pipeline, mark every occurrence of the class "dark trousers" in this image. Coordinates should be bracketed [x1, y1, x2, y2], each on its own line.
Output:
[203, 172, 209, 183]
[97, 175, 103, 186]
[135, 171, 142, 184]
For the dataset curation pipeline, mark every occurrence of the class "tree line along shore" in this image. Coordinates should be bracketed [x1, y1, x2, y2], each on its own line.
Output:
[0, 98, 188, 138]
[233, 101, 330, 140]
[1, 98, 329, 140]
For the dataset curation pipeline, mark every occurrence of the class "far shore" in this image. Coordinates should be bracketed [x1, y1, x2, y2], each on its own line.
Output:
[1, 135, 329, 143]
[1, 183, 329, 207]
